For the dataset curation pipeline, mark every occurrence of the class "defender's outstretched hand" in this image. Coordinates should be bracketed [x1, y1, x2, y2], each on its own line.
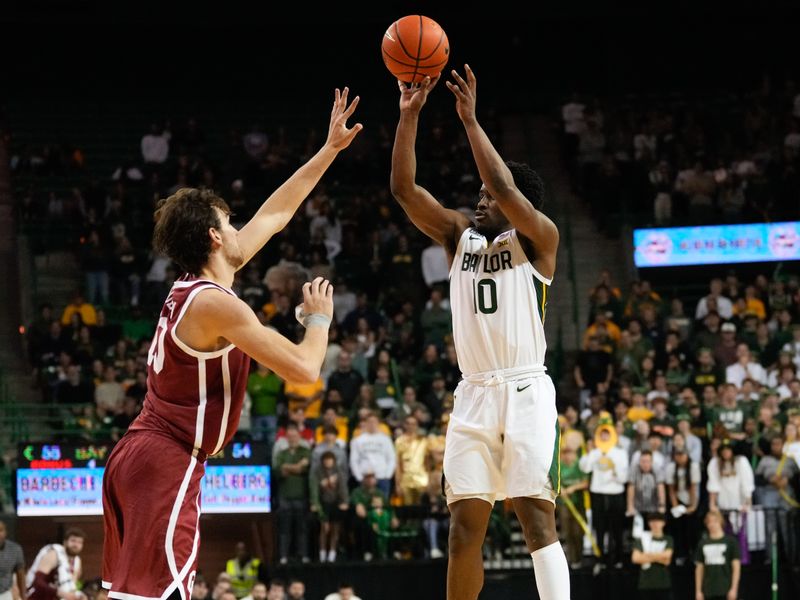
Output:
[325, 87, 363, 151]
[446, 64, 477, 124]
[397, 75, 440, 113]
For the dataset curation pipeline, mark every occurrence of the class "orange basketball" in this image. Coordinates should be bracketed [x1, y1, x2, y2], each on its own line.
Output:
[382, 15, 449, 84]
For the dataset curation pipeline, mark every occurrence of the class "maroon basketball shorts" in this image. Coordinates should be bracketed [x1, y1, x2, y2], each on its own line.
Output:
[102, 431, 206, 599]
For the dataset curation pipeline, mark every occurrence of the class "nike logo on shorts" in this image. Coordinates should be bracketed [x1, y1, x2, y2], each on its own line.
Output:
[516, 383, 532, 392]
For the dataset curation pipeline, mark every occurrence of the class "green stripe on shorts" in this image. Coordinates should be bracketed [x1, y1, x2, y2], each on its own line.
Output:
[548, 418, 561, 494]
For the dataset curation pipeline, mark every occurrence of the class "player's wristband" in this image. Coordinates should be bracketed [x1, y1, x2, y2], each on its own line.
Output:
[304, 313, 332, 329]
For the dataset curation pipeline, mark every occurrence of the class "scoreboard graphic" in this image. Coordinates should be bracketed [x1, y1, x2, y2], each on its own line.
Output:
[16, 442, 270, 516]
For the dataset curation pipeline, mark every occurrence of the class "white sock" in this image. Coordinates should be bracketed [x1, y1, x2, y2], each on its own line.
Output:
[531, 541, 570, 600]
[319, 549, 327, 562]
[327, 549, 337, 562]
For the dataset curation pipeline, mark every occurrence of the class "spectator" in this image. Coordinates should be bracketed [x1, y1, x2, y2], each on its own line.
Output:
[350, 472, 386, 561]
[713, 384, 747, 441]
[240, 583, 267, 600]
[61, 292, 97, 326]
[419, 287, 451, 347]
[575, 335, 613, 409]
[420, 242, 449, 289]
[323, 584, 362, 600]
[707, 439, 755, 518]
[286, 580, 305, 600]
[690, 348, 724, 394]
[310, 451, 349, 563]
[81, 230, 111, 306]
[311, 424, 348, 474]
[713, 323, 739, 368]
[284, 375, 324, 421]
[666, 446, 701, 563]
[627, 450, 666, 518]
[367, 494, 401, 560]
[556, 445, 589, 569]
[273, 406, 314, 463]
[395, 415, 429, 505]
[754, 435, 798, 564]
[695, 279, 734, 321]
[349, 412, 396, 497]
[225, 542, 266, 599]
[141, 123, 170, 165]
[247, 362, 283, 446]
[631, 512, 673, 600]
[275, 424, 311, 564]
[694, 509, 740, 600]
[0, 521, 26, 600]
[243, 124, 268, 161]
[327, 351, 364, 409]
[55, 364, 94, 406]
[266, 580, 285, 600]
[725, 343, 767, 387]
[579, 424, 629, 571]
[95, 365, 124, 415]
[190, 575, 210, 600]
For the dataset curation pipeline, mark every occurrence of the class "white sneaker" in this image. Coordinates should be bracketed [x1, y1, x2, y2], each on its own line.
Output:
[431, 548, 444, 559]
[279, 557, 288, 565]
[363, 552, 373, 561]
[327, 550, 337, 562]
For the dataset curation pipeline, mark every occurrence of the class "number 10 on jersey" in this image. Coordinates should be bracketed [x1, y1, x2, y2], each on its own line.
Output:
[472, 278, 498, 314]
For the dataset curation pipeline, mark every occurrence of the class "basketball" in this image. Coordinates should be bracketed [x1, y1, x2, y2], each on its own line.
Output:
[382, 15, 449, 83]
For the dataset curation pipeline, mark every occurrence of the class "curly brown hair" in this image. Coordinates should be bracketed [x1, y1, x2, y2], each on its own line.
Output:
[153, 188, 231, 275]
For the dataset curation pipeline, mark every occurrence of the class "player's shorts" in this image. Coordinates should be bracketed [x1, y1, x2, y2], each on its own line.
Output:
[102, 431, 206, 599]
[443, 365, 560, 506]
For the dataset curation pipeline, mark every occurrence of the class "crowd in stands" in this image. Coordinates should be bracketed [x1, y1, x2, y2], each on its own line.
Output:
[570, 269, 800, 582]
[6, 79, 800, 598]
[561, 76, 800, 233]
[12, 106, 496, 569]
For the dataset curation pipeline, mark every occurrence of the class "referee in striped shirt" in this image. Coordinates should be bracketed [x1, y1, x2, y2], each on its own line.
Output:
[0, 521, 26, 600]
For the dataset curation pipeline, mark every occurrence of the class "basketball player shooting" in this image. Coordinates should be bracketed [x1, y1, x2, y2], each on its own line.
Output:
[101, 88, 362, 600]
[390, 66, 569, 600]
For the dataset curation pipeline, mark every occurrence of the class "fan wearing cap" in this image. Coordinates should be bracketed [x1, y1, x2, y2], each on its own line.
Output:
[707, 439, 755, 515]
[631, 512, 673, 600]
[713, 322, 739, 368]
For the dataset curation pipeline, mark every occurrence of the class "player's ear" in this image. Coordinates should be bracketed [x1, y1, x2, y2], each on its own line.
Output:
[208, 227, 223, 248]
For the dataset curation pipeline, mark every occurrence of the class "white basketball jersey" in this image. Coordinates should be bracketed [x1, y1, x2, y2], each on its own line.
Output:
[449, 228, 551, 376]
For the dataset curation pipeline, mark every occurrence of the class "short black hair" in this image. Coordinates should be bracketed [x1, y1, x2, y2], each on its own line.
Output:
[506, 161, 545, 209]
[153, 187, 231, 275]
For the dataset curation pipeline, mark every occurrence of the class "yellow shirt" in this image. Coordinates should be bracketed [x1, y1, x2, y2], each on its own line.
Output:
[61, 302, 98, 326]
[315, 417, 350, 444]
[351, 423, 392, 439]
[627, 406, 654, 422]
[285, 378, 324, 418]
[396, 434, 429, 490]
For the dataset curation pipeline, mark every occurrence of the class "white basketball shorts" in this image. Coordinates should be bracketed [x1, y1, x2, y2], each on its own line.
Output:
[443, 367, 561, 506]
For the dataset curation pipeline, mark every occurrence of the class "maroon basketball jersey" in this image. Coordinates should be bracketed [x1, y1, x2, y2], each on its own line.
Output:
[129, 275, 250, 456]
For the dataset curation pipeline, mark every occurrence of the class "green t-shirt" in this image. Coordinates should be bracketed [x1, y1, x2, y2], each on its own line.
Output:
[557, 460, 587, 507]
[694, 534, 740, 598]
[714, 403, 748, 433]
[634, 534, 673, 590]
[247, 371, 282, 416]
[351, 485, 387, 509]
[275, 446, 311, 501]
